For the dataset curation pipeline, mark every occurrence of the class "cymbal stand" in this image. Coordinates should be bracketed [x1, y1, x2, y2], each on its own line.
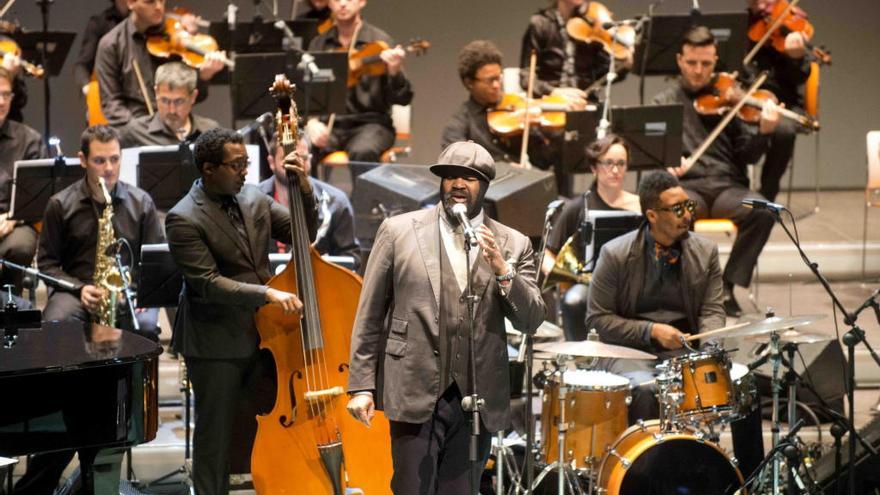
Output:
[530, 380, 585, 495]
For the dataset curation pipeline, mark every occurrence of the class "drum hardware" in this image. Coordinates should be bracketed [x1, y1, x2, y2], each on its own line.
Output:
[531, 380, 587, 495]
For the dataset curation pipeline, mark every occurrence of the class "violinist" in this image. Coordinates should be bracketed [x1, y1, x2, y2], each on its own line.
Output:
[94, 0, 225, 127]
[746, 0, 812, 202]
[292, 0, 332, 25]
[520, 0, 633, 106]
[305, 0, 413, 166]
[72, 0, 128, 96]
[165, 128, 317, 495]
[653, 25, 777, 317]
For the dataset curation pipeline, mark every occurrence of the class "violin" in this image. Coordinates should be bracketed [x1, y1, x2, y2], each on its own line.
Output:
[565, 1, 634, 60]
[146, 17, 234, 70]
[486, 92, 568, 138]
[346, 38, 429, 87]
[0, 36, 45, 78]
[694, 72, 818, 131]
[747, 0, 831, 65]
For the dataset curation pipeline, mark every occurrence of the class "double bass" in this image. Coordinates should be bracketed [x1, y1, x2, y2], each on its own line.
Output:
[250, 74, 393, 494]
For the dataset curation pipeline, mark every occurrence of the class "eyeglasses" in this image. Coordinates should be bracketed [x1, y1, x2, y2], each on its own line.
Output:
[596, 159, 627, 170]
[653, 199, 697, 218]
[0, 91, 14, 102]
[220, 159, 249, 172]
[472, 75, 502, 85]
[157, 96, 190, 107]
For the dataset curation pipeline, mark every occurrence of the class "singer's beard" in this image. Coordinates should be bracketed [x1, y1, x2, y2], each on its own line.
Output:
[440, 180, 487, 220]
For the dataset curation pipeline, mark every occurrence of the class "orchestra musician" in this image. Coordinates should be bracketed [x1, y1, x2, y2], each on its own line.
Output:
[165, 128, 316, 495]
[292, 0, 332, 24]
[260, 131, 361, 270]
[120, 61, 220, 147]
[586, 169, 765, 478]
[653, 25, 778, 317]
[0, 67, 45, 295]
[346, 141, 545, 493]
[542, 133, 640, 340]
[94, 0, 225, 128]
[746, 0, 812, 202]
[72, 0, 128, 97]
[305, 0, 413, 166]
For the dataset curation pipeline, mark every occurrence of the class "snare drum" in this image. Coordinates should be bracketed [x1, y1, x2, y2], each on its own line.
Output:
[542, 370, 629, 469]
[597, 420, 744, 494]
[667, 350, 735, 423]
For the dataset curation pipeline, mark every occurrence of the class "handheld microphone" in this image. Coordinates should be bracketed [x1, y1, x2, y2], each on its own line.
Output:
[451, 203, 479, 249]
[236, 112, 273, 137]
[741, 198, 785, 212]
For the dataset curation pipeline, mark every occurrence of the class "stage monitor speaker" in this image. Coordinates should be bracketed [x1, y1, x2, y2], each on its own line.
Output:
[353, 162, 558, 243]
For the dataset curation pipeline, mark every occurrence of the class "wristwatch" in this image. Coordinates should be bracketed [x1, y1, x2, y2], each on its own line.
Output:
[496, 263, 516, 283]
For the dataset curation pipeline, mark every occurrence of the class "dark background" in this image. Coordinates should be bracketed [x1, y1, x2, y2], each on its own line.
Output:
[8, 0, 878, 189]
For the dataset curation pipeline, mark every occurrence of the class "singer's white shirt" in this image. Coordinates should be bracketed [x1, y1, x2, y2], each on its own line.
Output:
[439, 209, 483, 293]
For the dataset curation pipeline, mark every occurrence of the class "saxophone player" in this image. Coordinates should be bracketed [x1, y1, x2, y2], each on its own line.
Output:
[37, 125, 164, 338]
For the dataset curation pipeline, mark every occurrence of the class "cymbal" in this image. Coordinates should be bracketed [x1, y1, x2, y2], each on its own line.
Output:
[534, 340, 657, 360]
[745, 329, 835, 345]
[506, 319, 564, 339]
[690, 314, 827, 341]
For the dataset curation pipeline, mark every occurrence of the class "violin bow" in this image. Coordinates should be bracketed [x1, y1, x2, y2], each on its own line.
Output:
[132, 59, 155, 117]
[743, 0, 800, 66]
[519, 50, 537, 169]
[684, 71, 768, 172]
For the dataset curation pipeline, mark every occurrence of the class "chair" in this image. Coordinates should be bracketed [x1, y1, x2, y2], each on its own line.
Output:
[863, 131, 880, 279]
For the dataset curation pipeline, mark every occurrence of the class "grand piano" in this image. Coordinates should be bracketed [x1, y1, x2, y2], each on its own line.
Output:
[0, 320, 161, 459]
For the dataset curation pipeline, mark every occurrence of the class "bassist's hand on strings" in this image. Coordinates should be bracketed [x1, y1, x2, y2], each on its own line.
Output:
[283, 151, 314, 196]
[265, 288, 304, 316]
[346, 393, 375, 427]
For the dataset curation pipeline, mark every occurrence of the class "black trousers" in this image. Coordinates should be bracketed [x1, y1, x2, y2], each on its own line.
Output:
[389, 383, 492, 495]
[759, 117, 798, 202]
[43, 291, 160, 341]
[681, 177, 776, 288]
[185, 352, 274, 495]
[0, 225, 37, 296]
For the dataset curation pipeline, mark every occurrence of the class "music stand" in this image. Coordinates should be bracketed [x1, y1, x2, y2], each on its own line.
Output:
[633, 12, 749, 76]
[137, 244, 182, 308]
[562, 104, 683, 172]
[9, 158, 84, 223]
[583, 211, 644, 270]
[15, 30, 76, 137]
[137, 146, 200, 211]
[231, 51, 347, 120]
[210, 19, 319, 54]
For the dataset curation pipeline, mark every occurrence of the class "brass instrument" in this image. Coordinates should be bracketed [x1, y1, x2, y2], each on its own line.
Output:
[93, 177, 125, 327]
[543, 231, 591, 289]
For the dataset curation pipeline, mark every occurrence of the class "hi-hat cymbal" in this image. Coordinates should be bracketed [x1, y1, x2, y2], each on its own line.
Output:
[534, 340, 657, 360]
[687, 314, 827, 342]
[745, 329, 835, 345]
[506, 319, 563, 339]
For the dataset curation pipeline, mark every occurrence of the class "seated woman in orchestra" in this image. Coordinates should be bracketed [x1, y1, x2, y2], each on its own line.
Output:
[543, 133, 640, 341]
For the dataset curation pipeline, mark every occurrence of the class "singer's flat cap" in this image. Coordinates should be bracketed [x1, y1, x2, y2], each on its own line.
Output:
[429, 141, 496, 183]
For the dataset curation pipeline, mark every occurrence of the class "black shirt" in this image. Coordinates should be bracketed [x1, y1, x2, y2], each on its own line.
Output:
[546, 184, 626, 254]
[653, 81, 769, 186]
[0, 119, 47, 212]
[120, 112, 220, 148]
[308, 22, 413, 129]
[95, 16, 211, 127]
[636, 226, 688, 331]
[520, 5, 625, 97]
[38, 179, 165, 292]
[73, 3, 127, 89]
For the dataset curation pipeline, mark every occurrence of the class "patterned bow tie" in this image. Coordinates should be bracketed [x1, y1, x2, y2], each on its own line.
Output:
[654, 241, 680, 267]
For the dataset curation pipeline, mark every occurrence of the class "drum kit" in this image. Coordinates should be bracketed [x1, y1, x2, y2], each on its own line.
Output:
[494, 313, 831, 495]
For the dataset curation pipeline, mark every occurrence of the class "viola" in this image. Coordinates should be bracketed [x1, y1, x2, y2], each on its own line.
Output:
[694, 72, 818, 131]
[346, 38, 429, 87]
[747, 0, 831, 65]
[487, 92, 569, 138]
[146, 17, 234, 70]
[565, 1, 634, 61]
[0, 37, 44, 78]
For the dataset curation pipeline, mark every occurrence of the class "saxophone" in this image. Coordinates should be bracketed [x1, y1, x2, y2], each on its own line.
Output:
[93, 177, 125, 327]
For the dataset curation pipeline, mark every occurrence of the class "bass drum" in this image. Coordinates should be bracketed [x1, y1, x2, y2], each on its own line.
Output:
[597, 420, 744, 495]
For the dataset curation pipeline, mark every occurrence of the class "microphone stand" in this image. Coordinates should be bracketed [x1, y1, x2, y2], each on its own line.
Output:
[770, 206, 880, 495]
[0, 259, 76, 291]
[459, 232, 484, 495]
[36, 0, 53, 139]
[111, 242, 140, 332]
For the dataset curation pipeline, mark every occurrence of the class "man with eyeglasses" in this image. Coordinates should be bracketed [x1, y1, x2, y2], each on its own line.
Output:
[120, 61, 220, 147]
[0, 67, 46, 295]
[653, 25, 778, 317]
[14, 125, 163, 495]
[165, 127, 317, 494]
[586, 170, 765, 478]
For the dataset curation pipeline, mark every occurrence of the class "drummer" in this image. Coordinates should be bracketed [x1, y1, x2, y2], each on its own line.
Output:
[586, 170, 765, 476]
